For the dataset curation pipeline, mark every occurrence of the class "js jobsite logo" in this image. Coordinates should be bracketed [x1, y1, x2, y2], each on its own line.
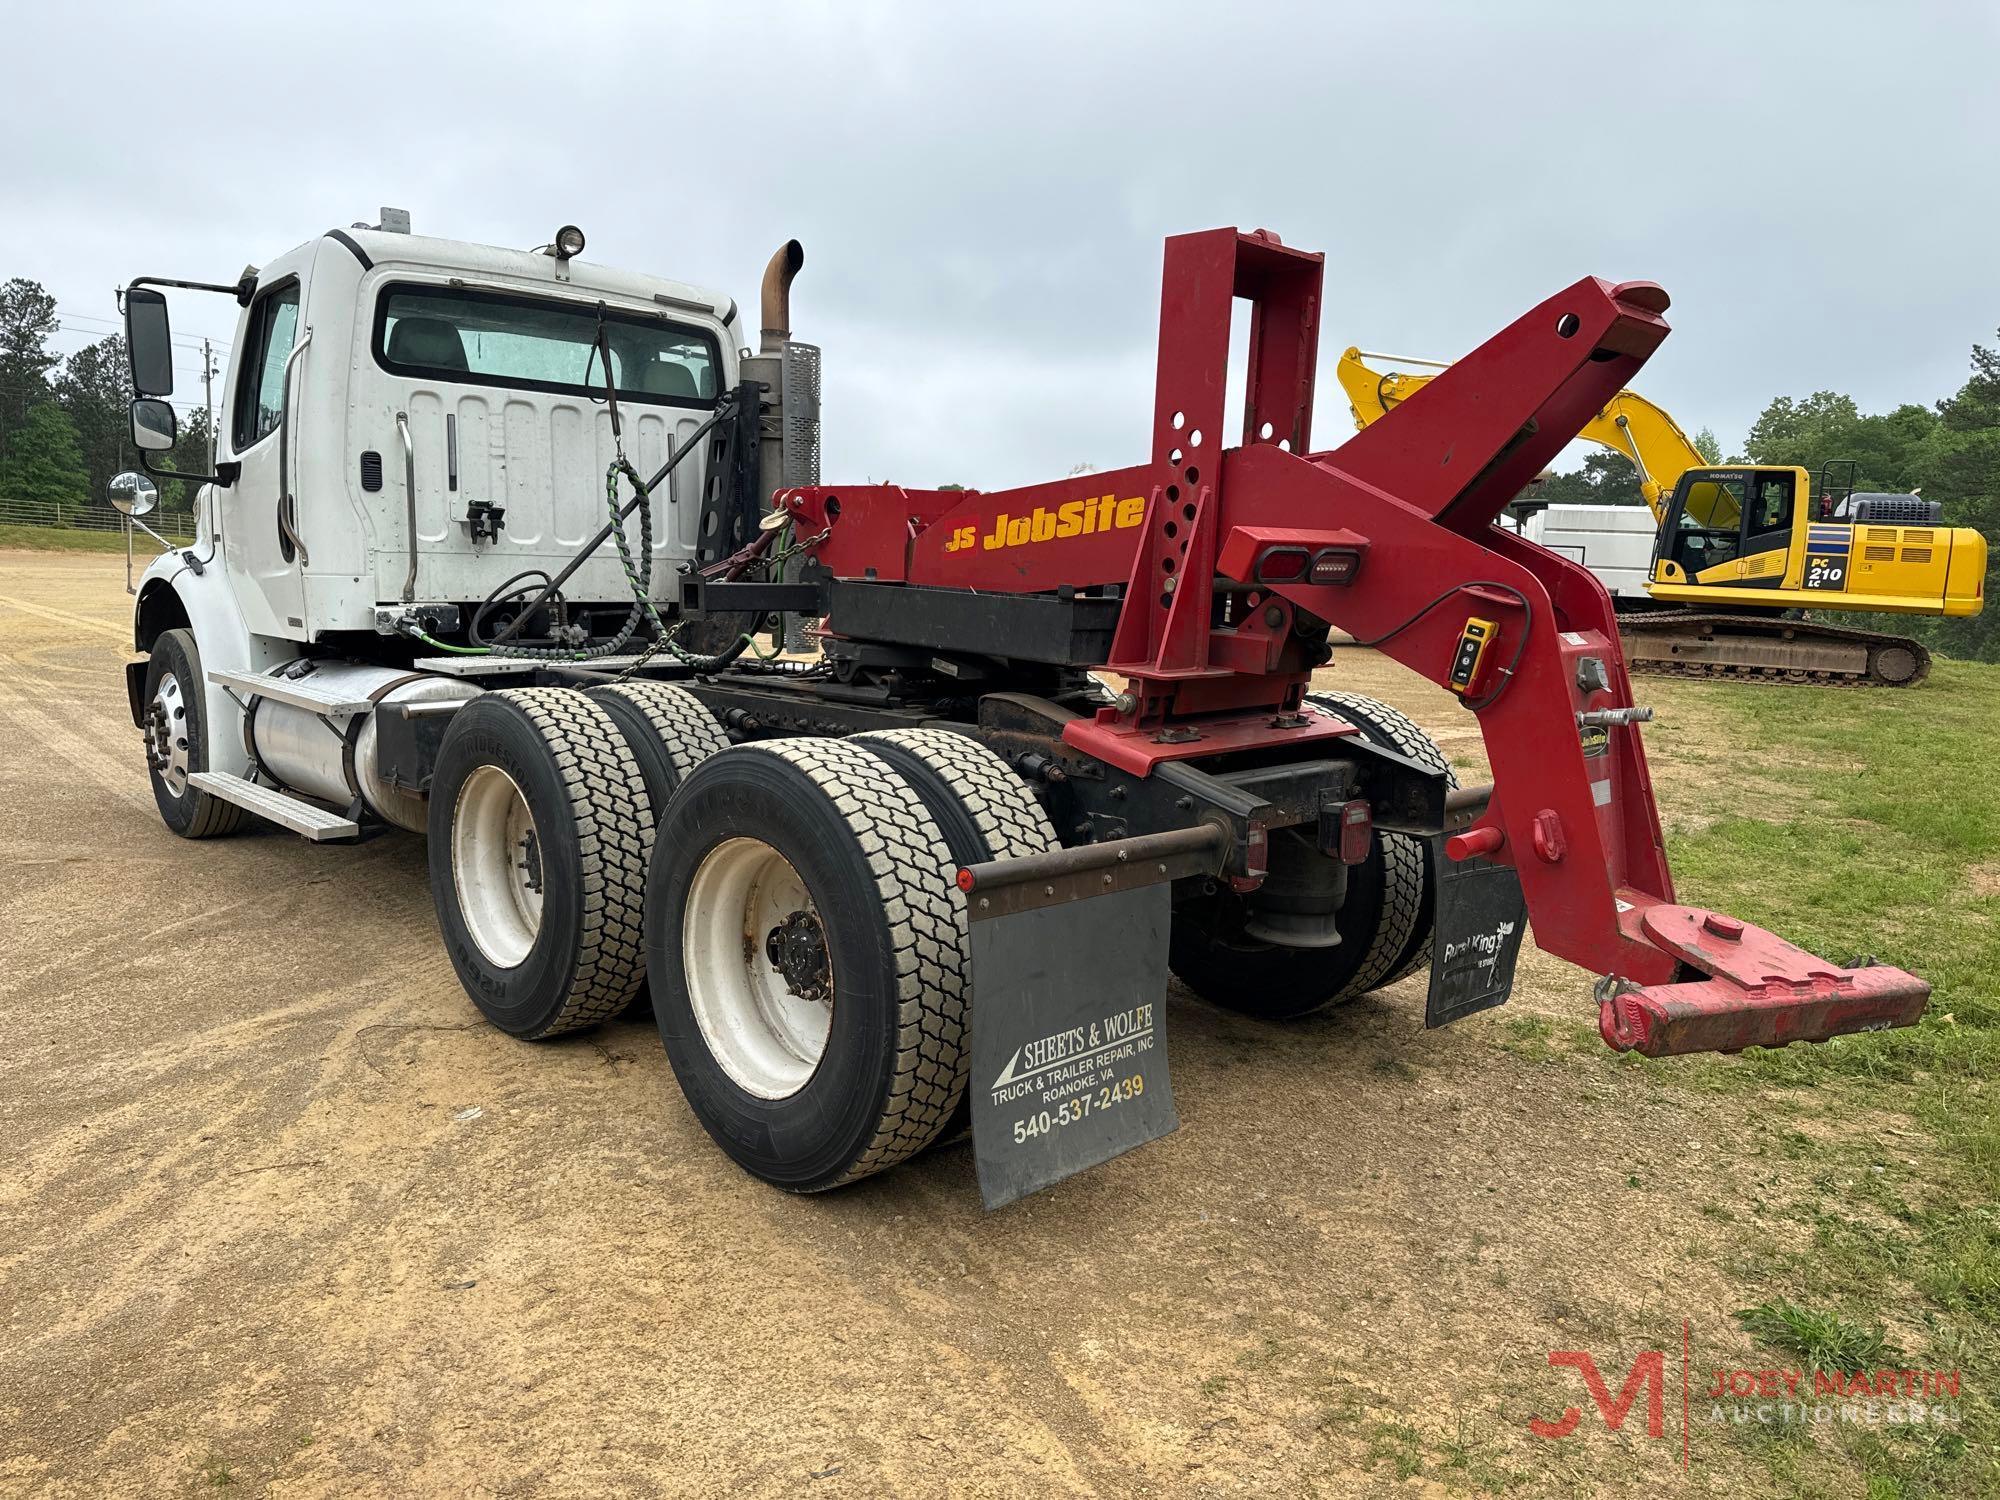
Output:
[1528, 1322, 1964, 1471]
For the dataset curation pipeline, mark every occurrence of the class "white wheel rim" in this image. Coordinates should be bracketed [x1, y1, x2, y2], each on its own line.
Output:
[147, 674, 191, 795]
[451, 765, 544, 969]
[683, 837, 833, 1099]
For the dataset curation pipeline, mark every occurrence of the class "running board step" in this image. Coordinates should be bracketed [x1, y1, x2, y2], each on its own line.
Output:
[207, 667, 374, 717]
[186, 772, 360, 841]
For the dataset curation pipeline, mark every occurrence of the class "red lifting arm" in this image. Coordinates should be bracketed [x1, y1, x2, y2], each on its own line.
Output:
[779, 228, 1929, 1056]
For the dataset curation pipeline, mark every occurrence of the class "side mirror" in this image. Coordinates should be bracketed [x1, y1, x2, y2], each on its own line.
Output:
[109, 471, 159, 517]
[125, 287, 175, 396]
[130, 397, 178, 453]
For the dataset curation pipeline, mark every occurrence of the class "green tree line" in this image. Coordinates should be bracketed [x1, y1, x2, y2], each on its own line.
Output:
[0, 276, 213, 525]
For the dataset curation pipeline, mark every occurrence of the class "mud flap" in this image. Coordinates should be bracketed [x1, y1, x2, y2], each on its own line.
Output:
[1426, 846, 1529, 1027]
[966, 883, 1182, 1211]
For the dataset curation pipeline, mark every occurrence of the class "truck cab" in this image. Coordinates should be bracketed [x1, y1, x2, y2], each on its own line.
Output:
[128, 219, 740, 651]
[118, 216, 799, 831]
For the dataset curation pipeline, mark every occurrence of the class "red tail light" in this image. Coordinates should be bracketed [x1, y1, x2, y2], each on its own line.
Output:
[1254, 546, 1310, 584]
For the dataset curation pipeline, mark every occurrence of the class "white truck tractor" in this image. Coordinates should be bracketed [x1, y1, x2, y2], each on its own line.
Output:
[116, 213, 845, 1050]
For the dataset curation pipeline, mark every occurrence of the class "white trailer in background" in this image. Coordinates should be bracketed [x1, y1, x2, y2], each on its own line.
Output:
[1508, 503, 1659, 604]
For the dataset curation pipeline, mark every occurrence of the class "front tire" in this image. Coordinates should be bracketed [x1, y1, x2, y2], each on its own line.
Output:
[142, 628, 245, 839]
[645, 738, 970, 1191]
[428, 688, 652, 1038]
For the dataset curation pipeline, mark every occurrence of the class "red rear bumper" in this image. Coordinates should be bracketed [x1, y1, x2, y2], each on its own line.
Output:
[1598, 902, 1930, 1057]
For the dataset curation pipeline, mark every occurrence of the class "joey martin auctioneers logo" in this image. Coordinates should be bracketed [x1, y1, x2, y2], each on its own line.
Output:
[1529, 1323, 1965, 1472]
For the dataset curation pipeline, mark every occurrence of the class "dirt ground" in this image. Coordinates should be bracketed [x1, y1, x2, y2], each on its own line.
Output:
[0, 549, 1831, 1496]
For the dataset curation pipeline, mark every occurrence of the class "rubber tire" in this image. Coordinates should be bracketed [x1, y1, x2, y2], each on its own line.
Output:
[1168, 830, 1399, 1020]
[428, 687, 652, 1039]
[848, 729, 1059, 869]
[1165, 692, 1452, 1020]
[645, 738, 969, 1192]
[143, 628, 246, 839]
[1307, 690, 1457, 988]
[586, 682, 732, 1020]
[850, 728, 1061, 1146]
[586, 682, 731, 825]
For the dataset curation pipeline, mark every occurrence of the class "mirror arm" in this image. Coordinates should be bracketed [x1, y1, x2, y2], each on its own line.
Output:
[127, 513, 176, 552]
[139, 451, 239, 488]
[121, 273, 257, 310]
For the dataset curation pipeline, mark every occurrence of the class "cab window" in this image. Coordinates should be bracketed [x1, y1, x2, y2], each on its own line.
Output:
[372, 284, 719, 406]
[1680, 476, 1745, 532]
[231, 283, 301, 451]
[1749, 473, 1793, 534]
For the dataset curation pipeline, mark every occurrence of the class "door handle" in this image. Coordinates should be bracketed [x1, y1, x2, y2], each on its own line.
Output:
[277, 326, 314, 567]
[397, 412, 418, 603]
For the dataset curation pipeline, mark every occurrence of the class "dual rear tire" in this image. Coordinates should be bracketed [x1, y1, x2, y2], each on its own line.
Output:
[430, 691, 1050, 1192]
[427, 688, 654, 1038]
[647, 729, 1057, 1191]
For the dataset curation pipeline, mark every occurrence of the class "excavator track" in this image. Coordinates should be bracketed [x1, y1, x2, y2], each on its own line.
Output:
[1618, 611, 1932, 688]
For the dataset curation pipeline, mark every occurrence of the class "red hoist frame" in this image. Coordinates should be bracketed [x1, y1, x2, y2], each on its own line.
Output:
[778, 229, 1929, 1057]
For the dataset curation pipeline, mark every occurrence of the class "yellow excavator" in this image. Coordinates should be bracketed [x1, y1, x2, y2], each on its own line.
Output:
[1336, 348, 1987, 686]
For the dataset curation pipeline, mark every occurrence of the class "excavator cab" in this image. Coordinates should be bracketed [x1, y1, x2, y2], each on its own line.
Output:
[1653, 467, 1797, 588]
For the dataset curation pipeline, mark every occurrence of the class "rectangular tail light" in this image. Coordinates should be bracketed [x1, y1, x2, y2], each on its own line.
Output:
[1309, 547, 1364, 585]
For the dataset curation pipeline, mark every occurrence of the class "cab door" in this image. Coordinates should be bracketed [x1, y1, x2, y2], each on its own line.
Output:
[220, 272, 310, 638]
[1734, 471, 1795, 588]
[1654, 471, 1749, 587]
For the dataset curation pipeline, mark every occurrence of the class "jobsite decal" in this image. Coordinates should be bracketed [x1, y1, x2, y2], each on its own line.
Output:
[942, 494, 1147, 555]
[1527, 1322, 1965, 1470]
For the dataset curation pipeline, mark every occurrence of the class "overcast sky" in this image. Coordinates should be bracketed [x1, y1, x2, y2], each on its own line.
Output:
[5, 1, 1995, 488]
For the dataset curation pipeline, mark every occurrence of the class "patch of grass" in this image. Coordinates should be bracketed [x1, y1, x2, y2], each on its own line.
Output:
[1313, 1396, 1363, 1431]
[0, 522, 168, 553]
[1495, 1013, 1573, 1065]
[1234, 1335, 1287, 1371]
[1624, 667, 2000, 1497]
[1365, 1420, 1425, 1480]
[1436, 1408, 1522, 1493]
[1663, 669, 2000, 1339]
[1736, 1298, 1901, 1375]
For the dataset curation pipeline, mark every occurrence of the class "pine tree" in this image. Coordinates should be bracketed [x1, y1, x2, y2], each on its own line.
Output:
[55, 335, 133, 515]
[0, 278, 61, 455]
